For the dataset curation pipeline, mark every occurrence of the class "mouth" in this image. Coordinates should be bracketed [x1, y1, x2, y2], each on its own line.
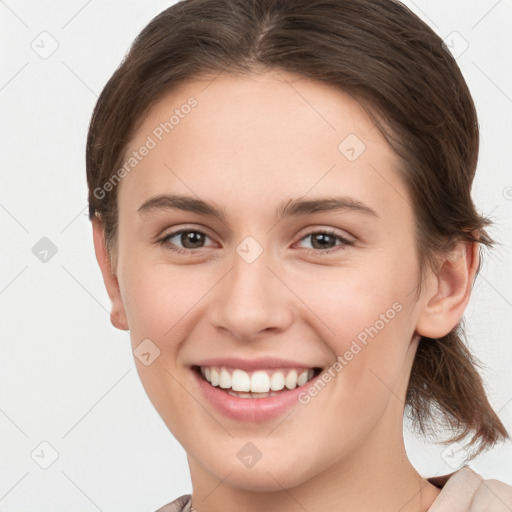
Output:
[192, 365, 323, 399]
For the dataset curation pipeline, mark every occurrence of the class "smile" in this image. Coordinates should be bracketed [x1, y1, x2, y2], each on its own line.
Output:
[195, 365, 322, 398]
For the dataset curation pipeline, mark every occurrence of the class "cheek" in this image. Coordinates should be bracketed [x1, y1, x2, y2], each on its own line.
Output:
[296, 261, 412, 346]
[118, 263, 207, 443]
[292, 262, 416, 406]
[120, 259, 209, 341]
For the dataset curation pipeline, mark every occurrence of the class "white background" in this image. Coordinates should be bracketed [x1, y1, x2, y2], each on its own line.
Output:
[1, 1, 511, 510]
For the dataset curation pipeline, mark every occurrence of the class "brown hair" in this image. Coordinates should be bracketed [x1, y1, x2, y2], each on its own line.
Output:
[86, 0, 508, 457]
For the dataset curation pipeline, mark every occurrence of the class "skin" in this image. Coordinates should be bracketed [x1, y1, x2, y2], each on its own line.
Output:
[92, 70, 480, 512]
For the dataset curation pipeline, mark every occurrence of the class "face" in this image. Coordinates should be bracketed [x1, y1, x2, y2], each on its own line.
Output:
[98, 70, 439, 491]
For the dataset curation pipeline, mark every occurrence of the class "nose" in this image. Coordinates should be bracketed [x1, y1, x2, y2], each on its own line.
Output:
[207, 247, 294, 342]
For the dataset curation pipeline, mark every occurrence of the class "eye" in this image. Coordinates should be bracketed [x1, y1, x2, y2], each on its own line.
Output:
[158, 228, 214, 254]
[157, 227, 354, 256]
[296, 229, 354, 254]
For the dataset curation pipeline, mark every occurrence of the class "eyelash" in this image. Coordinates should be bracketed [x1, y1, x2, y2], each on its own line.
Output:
[157, 227, 355, 256]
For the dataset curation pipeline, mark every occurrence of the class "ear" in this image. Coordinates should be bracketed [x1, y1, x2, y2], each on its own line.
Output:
[91, 217, 129, 331]
[415, 241, 479, 339]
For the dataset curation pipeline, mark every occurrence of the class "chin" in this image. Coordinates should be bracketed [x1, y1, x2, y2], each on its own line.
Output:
[205, 458, 314, 492]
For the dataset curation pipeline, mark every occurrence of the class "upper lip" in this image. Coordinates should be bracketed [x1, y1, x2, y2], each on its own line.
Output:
[191, 357, 323, 371]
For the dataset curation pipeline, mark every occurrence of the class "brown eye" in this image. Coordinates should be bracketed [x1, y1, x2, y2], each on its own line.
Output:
[297, 230, 354, 253]
[160, 229, 213, 253]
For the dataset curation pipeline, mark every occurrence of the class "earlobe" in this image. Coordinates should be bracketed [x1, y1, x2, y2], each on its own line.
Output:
[416, 241, 479, 339]
[91, 217, 129, 331]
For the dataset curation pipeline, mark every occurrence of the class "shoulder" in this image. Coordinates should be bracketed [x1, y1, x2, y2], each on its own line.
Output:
[154, 494, 192, 512]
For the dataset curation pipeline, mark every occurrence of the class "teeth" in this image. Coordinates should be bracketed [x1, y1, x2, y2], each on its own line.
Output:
[251, 371, 270, 393]
[232, 369, 251, 392]
[210, 368, 220, 386]
[297, 370, 309, 386]
[270, 371, 285, 391]
[219, 368, 231, 389]
[227, 390, 281, 399]
[285, 369, 298, 389]
[199, 365, 317, 394]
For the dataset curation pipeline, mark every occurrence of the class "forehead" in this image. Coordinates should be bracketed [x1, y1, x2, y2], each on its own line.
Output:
[117, 70, 411, 223]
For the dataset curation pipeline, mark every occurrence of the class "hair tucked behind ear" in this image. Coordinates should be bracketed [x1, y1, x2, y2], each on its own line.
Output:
[86, 0, 509, 457]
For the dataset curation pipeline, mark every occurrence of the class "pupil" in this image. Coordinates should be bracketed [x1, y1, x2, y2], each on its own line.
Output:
[312, 233, 335, 249]
[182, 231, 204, 249]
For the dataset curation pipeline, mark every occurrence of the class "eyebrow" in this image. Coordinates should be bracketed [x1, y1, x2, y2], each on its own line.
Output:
[137, 194, 379, 221]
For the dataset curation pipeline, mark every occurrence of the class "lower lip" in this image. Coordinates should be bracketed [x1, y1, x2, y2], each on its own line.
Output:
[191, 367, 318, 422]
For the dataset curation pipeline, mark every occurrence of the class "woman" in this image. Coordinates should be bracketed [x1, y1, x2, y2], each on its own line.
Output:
[86, 0, 511, 510]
